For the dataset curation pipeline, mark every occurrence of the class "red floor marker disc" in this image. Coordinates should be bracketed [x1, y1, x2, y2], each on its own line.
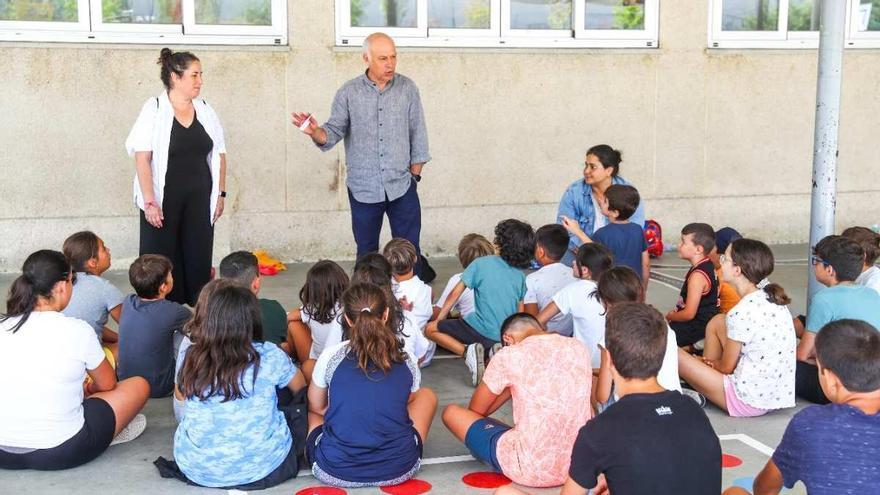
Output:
[294, 487, 347, 495]
[462, 471, 512, 489]
[722, 453, 743, 468]
[380, 478, 433, 495]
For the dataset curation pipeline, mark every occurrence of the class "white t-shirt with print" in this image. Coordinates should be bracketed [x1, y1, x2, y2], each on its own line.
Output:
[393, 277, 436, 366]
[0, 311, 107, 448]
[525, 262, 576, 336]
[302, 304, 344, 360]
[598, 327, 681, 393]
[434, 273, 476, 318]
[726, 290, 797, 410]
[856, 265, 880, 296]
[552, 279, 605, 369]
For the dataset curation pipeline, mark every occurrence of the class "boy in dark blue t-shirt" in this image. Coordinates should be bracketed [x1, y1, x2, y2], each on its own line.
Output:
[561, 184, 648, 286]
[725, 319, 880, 495]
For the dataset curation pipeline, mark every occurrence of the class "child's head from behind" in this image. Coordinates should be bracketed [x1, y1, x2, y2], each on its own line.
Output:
[4, 250, 74, 333]
[178, 284, 262, 401]
[603, 184, 640, 221]
[352, 252, 393, 287]
[494, 219, 536, 269]
[342, 282, 407, 373]
[841, 226, 880, 267]
[63, 231, 111, 275]
[218, 251, 261, 294]
[605, 302, 667, 381]
[129, 254, 173, 300]
[534, 224, 569, 264]
[813, 235, 864, 284]
[678, 223, 715, 260]
[499, 312, 542, 346]
[383, 238, 418, 277]
[457, 233, 494, 270]
[574, 242, 613, 281]
[597, 266, 643, 306]
[184, 278, 239, 340]
[724, 238, 790, 305]
[816, 319, 880, 399]
[300, 260, 349, 325]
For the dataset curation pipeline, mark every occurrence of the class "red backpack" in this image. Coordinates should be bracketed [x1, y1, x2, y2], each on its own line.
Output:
[644, 219, 663, 258]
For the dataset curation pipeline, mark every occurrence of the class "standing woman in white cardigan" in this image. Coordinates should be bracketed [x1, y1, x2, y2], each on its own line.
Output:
[126, 48, 227, 306]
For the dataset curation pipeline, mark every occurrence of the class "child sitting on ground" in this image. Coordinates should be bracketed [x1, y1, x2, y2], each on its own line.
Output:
[168, 284, 307, 489]
[726, 319, 880, 495]
[218, 251, 288, 347]
[432, 233, 495, 321]
[443, 313, 591, 488]
[666, 223, 719, 349]
[351, 253, 433, 366]
[117, 255, 191, 398]
[61, 231, 124, 357]
[287, 260, 349, 380]
[537, 242, 614, 369]
[426, 219, 534, 386]
[702, 227, 743, 353]
[678, 239, 796, 417]
[561, 184, 649, 285]
[496, 303, 721, 495]
[594, 266, 680, 410]
[384, 238, 436, 366]
[306, 283, 438, 488]
[523, 224, 576, 336]
[795, 235, 880, 404]
[841, 226, 880, 295]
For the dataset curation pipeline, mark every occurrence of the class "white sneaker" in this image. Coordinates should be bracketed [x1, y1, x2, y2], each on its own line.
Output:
[110, 413, 146, 446]
[489, 342, 503, 360]
[464, 343, 485, 387]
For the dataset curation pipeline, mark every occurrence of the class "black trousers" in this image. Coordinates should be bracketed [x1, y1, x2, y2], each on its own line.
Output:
[140, 181, 213, 306]
[795, 360, 830, 404]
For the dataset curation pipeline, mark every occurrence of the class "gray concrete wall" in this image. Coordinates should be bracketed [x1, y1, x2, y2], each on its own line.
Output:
[1, 2, 878, 271]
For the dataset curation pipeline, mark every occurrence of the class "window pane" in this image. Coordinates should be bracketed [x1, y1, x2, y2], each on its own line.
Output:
[0, 0, 77, 22]
[787, 0, 818, 31]
[103, 0, 181, 24]
[351, 0, 417, 28]
[429, 0, 489, 29]
[585, 0, 644, 30]
[859, 0, 880, 31]
[195, 0, 270, 26]
[510, 0, 571, 30]
[721, 0, 779, 31]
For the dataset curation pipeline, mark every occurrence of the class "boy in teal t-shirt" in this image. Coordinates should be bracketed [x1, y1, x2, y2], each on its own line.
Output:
[795, 235, 880, 404]
[427, 219, 534, 386]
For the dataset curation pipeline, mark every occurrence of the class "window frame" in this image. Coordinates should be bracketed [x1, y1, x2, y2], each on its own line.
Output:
[336, 0, 661, 48]
[0, 0, 91, 32]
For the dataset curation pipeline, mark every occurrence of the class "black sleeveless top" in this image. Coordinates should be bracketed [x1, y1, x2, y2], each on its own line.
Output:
[674, 258, 719, 325]
[166, 112, 213, 191]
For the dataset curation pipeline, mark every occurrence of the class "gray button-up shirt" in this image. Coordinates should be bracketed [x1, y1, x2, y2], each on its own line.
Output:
[318, 72, 431, 204]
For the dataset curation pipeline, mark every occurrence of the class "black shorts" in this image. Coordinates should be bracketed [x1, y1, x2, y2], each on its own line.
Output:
[670, 319, 709, 348]
[437, 319, 497, 352]
[0, 398, 116, 471]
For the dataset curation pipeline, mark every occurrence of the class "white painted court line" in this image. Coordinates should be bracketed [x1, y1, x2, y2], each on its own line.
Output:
[719, 433, 775, 457]
[648, 277, 682, 292]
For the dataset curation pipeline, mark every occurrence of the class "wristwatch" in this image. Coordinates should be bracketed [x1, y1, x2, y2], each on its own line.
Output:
[412, 174, 421, 183]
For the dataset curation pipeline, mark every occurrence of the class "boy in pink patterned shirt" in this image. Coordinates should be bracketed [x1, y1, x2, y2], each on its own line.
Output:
[442, 313, 593, 487]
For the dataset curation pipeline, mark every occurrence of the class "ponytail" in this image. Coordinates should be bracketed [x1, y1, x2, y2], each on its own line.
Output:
[2, 250, 72, 333]
[342, 283, 407, 374]
[730, 239, 790, 306]
[762, 283, 791, 306]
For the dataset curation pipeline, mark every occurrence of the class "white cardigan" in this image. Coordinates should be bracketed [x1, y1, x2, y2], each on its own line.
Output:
[125, 91, 226, 223]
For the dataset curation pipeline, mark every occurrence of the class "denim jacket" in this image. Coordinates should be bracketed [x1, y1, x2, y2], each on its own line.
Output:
[556, 176, 646, 251]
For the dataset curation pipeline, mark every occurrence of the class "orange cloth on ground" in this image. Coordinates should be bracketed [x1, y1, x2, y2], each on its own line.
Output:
[716, 267, 741, 313]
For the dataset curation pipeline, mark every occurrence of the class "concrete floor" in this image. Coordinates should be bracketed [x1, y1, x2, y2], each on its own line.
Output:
[0, 245, 815, 494]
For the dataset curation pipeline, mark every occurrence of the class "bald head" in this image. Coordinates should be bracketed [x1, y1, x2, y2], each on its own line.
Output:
[362, 32, 397, 87]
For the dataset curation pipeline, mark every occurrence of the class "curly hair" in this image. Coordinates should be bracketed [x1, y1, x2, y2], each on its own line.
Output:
[493, 219, 536, 269]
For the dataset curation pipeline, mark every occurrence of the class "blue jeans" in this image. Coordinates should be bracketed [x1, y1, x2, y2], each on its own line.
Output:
[348, 179, 422, 275]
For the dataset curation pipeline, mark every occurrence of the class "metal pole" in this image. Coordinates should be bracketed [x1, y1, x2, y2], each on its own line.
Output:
[807, 0, 847, 306]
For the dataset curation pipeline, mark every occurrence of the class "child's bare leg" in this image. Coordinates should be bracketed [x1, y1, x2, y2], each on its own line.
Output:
[301, 359, 316, 384]
[287, 320, 312, 362]
[425, 321, 466, 356]
[678, 349, 727, 411]
[89, 377, 150, 436]
[307, 411, 325, 435]
[441, 404, 488, 442]
[408, 388, 438, 442]
[494, 486, 530, 495]
[793, 316, 805, 338]
[703, 314, 728, 362]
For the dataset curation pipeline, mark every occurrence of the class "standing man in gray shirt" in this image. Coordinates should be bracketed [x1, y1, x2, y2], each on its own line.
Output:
[292, 32, 431, 276]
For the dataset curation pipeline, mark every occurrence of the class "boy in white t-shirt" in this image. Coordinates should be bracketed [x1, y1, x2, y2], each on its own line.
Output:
[433, 233, 495, 321]
[538, 243, 614, 369]
[842, 226, 880, 296]
[524, 224, 576, 336]
[384, 238, 436, 366]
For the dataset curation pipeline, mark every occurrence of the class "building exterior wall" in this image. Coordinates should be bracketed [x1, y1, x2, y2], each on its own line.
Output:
[1, 1, 878, 270]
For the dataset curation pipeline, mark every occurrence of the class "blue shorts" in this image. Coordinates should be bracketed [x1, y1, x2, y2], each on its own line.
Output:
[464, 418, 511, 472]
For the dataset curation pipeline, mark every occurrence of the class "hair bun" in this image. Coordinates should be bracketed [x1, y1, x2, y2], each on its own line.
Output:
[158, 48, 173, 66]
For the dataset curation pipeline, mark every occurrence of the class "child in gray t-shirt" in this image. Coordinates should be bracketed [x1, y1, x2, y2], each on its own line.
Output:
[61, 232, 124, 353]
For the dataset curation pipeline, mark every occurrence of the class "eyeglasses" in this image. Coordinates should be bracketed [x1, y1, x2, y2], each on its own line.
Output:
[811, 256, 830, 267]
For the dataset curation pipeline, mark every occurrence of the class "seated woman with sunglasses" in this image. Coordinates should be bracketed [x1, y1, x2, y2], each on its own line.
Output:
[0, 250, 150, 471]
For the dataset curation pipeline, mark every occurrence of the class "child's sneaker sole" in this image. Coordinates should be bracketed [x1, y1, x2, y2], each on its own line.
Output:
[110, 413, 146, 446]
